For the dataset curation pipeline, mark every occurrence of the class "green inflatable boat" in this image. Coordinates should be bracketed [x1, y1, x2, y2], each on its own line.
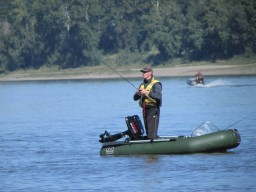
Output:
[99, 115, 241, 156]
[100, 129, 240, 155]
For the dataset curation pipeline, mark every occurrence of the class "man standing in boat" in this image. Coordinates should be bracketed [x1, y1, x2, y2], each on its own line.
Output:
[133, 66, 162, 139]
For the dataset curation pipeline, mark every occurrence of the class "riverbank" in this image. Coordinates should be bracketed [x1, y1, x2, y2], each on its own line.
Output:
[0, 62, 256, 82]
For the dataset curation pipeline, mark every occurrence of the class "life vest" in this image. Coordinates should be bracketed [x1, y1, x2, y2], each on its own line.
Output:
[139, 78, 160, 107]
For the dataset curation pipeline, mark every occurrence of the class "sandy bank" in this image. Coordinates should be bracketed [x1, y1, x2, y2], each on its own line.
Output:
[0, 63, 256, 82]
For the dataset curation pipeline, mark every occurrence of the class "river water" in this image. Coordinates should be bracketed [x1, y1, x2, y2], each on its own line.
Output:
[0, 76, 256, 192]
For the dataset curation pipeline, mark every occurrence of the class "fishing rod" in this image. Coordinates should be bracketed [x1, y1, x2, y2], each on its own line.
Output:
[103, 61, 138, 90]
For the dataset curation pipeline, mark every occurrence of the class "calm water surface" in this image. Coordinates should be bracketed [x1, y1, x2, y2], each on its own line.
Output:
[0, 76, 256, 192]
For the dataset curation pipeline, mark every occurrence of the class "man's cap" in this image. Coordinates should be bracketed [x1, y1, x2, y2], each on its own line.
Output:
[140, 66, 152, 73]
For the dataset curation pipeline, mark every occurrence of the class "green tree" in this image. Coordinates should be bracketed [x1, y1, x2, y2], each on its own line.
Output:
[238, 0, 256, 54]
[1, 0, 256, 72]
[58, 0, 102, 68]
[142, 0, 184, 64]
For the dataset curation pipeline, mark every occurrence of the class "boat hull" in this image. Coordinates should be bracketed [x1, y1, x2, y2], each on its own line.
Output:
[187, 79, 204, 86]
[100, 129, 240, 155]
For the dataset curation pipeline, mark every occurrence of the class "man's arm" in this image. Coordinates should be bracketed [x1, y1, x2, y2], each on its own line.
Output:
[133, 91, 141, 101]
[149, 82, 162, 102]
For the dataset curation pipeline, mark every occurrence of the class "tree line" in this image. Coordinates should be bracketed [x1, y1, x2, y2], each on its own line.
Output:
[0, 0, 255, 72]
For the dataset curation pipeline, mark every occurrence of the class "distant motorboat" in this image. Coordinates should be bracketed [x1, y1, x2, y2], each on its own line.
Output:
[187, 78, 205, 86]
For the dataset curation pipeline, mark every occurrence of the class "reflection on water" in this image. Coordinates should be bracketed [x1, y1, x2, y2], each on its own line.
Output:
[1, 75, 256, 192]
[143, 155, 160, 164]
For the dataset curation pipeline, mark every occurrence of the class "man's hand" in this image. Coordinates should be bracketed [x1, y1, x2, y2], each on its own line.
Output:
[139, 88, 149, 96]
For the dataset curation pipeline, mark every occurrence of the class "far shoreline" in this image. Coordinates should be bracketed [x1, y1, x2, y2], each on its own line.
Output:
[0, 63, 256, 82]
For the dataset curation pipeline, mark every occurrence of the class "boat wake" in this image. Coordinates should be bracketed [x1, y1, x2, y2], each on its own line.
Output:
[204, 79, 230, 88]
[192, 79, 229, 88]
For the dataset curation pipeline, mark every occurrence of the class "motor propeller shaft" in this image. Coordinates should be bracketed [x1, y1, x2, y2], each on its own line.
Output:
[99, 130, 130, 143]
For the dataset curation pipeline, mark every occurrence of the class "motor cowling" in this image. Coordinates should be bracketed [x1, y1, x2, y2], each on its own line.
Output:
[125, 115, 144, 140]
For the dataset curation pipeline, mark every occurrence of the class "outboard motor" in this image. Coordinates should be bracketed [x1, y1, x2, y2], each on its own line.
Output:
[99, 115, 144, 143]
[125, 115, 144, 140]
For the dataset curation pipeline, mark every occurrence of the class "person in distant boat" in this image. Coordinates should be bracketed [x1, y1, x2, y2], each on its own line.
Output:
[195, 71, 204, 84]
[133, 66, 162, 139]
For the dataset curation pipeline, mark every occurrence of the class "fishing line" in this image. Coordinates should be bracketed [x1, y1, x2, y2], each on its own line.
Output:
[224, 115, 248, 129]
[103, 61, 137, 90]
